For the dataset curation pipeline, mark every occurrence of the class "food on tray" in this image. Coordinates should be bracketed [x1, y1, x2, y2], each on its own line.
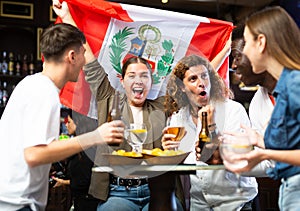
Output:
[142, 148, 185, 156]
[112, 149, 143, 157]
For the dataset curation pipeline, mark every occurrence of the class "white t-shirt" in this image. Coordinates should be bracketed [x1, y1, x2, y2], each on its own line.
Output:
[130, 105, 143, 124]
[170, 99, 258, 210]
[249, 86, 274, 135]
[0, 73, 61, 211]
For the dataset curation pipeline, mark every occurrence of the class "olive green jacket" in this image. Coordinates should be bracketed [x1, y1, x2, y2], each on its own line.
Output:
[83, 59, 166, 201]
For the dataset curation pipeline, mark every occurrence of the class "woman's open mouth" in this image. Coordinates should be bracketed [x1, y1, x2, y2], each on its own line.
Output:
[132, 87, 144, 98]
[199, 91, 206, 96]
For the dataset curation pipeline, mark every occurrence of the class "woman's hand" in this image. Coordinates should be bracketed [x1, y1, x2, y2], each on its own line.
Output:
[241, 124, 265, 148]
[52, 0, 73, 23]
[224, 124, 265, 149]
[198, 105, 215, 125]
[52, 176, 70, 188]
[223, 148, 266, 174]
[66, 115, 76, 135]
[195, 141, 202, 161]
[161, 127, 180, 150]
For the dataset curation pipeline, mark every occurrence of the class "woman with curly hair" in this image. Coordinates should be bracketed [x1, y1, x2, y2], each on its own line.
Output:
[162, 54, 258, 210]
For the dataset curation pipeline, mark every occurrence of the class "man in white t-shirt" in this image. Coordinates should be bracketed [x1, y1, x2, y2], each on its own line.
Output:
[231, 38, 277, 134]
[231, 38, 277, 177]
[0, 23, 124, 211]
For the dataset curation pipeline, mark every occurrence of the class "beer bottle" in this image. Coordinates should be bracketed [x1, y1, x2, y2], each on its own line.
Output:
[198, 111, 221, 165]
[107, 91, 121, 146]
[198, 111, 210, 150]
[107, 91, 121, 122]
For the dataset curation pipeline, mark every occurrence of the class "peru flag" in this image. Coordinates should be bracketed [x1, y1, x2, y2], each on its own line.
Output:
[58, 0, 233, 118]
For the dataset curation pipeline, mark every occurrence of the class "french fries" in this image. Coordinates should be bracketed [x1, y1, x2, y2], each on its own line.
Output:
[112, 150, 142, 157]
[142, 148, 185, 156]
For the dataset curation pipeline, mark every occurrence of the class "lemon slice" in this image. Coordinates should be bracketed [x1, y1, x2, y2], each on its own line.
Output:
[130, 129, 147, 133]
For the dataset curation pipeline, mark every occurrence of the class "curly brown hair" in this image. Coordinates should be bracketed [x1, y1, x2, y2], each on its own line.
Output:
[164, 54, 231, 115]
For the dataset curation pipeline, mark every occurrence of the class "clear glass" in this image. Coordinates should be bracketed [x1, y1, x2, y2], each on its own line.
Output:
[126, 123, 147, 153]
[219, 134, 253, 194]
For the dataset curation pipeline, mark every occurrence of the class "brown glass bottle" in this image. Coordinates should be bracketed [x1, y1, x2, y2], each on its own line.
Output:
[198, 111, 218, 164]
[198, 111, 210, 150]
[107, 91, 121, 146]
[198, 112, 221, 164]
[107, 91, 121, 122]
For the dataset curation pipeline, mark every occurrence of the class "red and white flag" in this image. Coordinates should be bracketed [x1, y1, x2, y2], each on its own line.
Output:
[58, 0, 233, 118]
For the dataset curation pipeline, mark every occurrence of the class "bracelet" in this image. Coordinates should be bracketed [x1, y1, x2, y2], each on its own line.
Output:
[210, 127, 219, 139]
[208, 123, 216, 128]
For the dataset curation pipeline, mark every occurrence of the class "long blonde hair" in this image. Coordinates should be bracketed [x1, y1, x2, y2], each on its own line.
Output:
[246, 6, 300, 70]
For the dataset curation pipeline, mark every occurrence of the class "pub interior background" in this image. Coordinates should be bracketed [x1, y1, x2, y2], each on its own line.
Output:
[0, 0, 299, 210]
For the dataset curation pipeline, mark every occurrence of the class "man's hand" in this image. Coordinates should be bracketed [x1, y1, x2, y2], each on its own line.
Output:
[96, 120, 125, 145]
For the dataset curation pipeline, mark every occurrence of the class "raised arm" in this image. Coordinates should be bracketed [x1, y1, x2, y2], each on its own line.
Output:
[52, 0, 95, 64]
[211, 37, 231, 71]
[52, 0, 113, 98]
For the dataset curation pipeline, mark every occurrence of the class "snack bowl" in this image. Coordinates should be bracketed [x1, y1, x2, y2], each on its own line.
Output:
[142, 149, 190, 165]
[102, 151, 144, 166]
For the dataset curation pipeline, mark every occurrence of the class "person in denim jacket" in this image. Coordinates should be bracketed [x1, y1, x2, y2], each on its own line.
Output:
[223, 6, 300, 211]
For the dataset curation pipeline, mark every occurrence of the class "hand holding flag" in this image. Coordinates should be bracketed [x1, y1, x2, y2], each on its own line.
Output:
[54, 0, 233, 118]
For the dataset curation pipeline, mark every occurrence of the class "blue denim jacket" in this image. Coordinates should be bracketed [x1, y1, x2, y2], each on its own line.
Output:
[265, 68, 300, 180]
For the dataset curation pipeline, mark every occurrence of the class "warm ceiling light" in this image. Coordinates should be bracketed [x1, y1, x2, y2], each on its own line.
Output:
[162, 0, 168, 3]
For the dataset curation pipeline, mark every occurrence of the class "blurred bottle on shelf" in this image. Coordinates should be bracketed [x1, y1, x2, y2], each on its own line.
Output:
[2, 81, 8, 107]
[1, 51, 8, 75]
[22, 54, 28, 76]
[15, 54, 22, 76]
[0, 53, 2, 74]
[8, 52, 15, 76]
[28, 54, 35, 75]
[0, 81, 3, 106]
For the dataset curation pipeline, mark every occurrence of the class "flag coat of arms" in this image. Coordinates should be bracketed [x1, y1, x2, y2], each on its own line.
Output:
[58, 0, 233, 118]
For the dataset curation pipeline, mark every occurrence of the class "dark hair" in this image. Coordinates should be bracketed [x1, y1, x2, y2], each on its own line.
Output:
[121, 57, 153, 79]
[40, 23, 86, 62]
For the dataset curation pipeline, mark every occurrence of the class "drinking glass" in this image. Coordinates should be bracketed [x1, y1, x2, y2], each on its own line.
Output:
[165, 116, 185, 151]
[126, 123, 147, 153]
[165, 126, 186, 151]
[219, 134, 253, 194]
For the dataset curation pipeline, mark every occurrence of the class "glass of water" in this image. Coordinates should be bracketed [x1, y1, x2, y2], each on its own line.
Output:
[126, 123, 147, 153]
